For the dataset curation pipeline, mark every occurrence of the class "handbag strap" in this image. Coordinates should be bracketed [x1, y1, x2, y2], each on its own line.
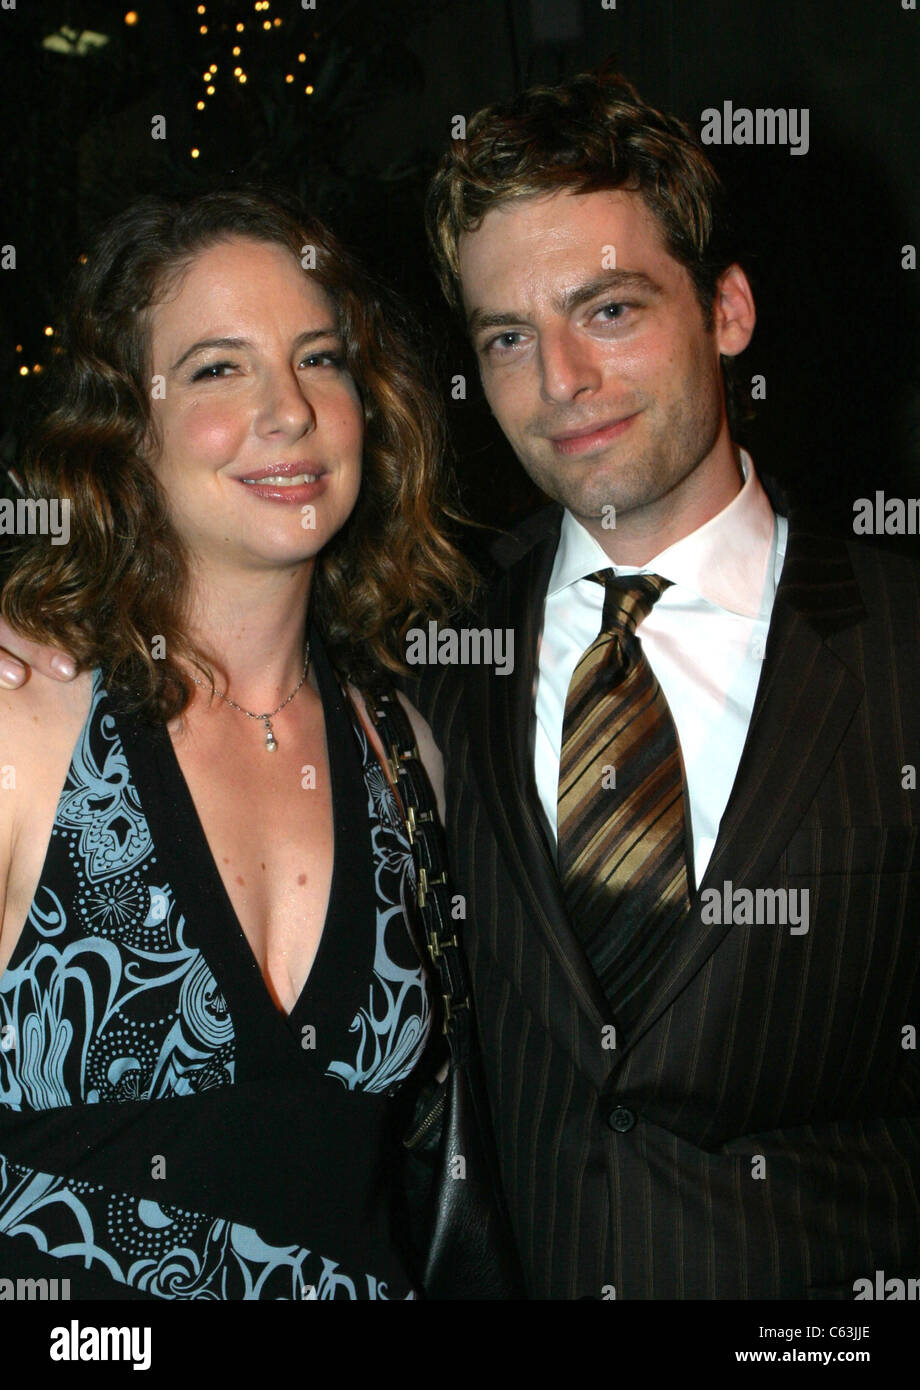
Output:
[358, 683, 473, 1061]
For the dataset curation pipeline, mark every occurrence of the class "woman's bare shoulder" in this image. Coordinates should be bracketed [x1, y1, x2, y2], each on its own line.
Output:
[0, 664, 93, 811]
[0, 668, 94, 773]
[0, 669, 93, 937]
[393, 692, 445, 822]
[345, 683, 446, 827]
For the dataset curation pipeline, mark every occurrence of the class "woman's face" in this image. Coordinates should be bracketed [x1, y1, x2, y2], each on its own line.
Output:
[146, 235, 364, 577]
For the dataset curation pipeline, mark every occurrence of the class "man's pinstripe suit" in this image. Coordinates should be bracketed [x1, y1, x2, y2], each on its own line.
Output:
[414, 499, 920, 1299]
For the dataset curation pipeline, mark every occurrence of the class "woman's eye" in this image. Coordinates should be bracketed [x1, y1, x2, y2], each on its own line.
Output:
[301, 351, 345, 369]
[190, 361, 235, 381]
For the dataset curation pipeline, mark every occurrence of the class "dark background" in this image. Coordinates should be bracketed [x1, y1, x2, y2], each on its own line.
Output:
[1, 0, 918, 540]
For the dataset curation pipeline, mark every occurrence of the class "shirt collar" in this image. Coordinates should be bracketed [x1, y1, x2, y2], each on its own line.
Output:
[548, 450, 778, 618]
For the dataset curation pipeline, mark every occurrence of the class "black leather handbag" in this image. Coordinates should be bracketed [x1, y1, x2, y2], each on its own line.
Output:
[361, 683, 525, 1300]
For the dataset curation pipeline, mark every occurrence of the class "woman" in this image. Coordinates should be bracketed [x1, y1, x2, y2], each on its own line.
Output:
[0, 189, 477, 1299]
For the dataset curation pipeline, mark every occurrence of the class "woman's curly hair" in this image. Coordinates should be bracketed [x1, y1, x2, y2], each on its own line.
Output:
[1, 187, 477, 718]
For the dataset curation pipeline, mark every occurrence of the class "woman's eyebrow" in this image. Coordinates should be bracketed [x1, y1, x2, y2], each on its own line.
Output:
[171, 326, 340, 372]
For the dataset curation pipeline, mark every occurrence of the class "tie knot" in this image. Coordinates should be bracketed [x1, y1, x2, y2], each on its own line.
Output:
[588, 570, 671, 635]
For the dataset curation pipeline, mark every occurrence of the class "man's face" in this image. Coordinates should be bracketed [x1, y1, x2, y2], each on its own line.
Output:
[458, 189, 752, 539]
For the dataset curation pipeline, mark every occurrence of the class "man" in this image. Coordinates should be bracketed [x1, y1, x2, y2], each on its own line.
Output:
[3, 71, 919, 1301]
[412, 70, 920, 1298]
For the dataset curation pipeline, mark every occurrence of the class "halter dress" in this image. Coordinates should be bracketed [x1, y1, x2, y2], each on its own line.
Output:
[0, 632, 431, 1299]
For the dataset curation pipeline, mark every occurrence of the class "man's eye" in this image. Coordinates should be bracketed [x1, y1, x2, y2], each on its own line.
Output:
[484, 331, 524, 355]
[595, 302, 630, 323]
[190, 361, 235, 381]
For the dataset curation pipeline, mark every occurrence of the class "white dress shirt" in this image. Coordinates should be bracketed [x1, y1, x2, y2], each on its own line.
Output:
[533, 452, 787, 888]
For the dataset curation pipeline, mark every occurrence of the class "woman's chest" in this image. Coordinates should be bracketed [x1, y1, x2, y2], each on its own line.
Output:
[169, 723, 335, 1015]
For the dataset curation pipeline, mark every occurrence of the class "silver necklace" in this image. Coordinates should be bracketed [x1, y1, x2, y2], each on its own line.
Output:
[190, 643, 311, 752]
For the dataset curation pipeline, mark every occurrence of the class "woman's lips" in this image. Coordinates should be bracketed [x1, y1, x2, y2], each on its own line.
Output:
[549, 413, 639, 456]
[235, 473, 329, 505]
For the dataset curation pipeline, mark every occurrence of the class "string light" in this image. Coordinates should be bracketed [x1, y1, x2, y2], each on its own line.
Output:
[12, 0, 325, 360]
[19, 366, 28, 376]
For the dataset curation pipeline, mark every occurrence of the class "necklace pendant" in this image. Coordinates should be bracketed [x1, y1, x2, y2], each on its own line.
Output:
[191, 641, 309, 752]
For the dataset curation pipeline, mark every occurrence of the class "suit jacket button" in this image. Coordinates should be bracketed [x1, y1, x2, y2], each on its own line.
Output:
[607, 1106, 636, 1133]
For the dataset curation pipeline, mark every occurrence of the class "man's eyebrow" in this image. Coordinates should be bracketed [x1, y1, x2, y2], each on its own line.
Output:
[556, 269, 663, 315]
[466, 269, 663, 337]
[170, 326, 340, 372]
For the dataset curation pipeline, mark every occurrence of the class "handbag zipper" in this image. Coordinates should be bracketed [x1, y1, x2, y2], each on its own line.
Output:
[404, 1088, 447, 1149]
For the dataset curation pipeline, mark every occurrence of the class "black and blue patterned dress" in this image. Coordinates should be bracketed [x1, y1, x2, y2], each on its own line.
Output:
[0, 632, 431, 1299]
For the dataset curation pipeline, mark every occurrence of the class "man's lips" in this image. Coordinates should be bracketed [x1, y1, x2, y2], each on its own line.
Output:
[548, 413, 640, 456]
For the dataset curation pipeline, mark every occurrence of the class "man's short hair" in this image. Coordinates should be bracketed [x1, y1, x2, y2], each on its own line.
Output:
[426, 67, 736, 326]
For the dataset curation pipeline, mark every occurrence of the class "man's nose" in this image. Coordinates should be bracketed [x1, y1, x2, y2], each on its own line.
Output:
[538, 326, 603, 404]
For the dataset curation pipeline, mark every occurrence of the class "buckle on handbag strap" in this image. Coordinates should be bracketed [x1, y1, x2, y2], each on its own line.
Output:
[405, 804, 434, 845]
[427, 925, 458, 959]
[443, 992, 470, 1029]
[388, 741, 420, 783]
[417, 865, 447, 909]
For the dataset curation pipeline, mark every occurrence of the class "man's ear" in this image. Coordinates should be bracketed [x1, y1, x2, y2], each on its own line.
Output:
[713, 264, 756, 359]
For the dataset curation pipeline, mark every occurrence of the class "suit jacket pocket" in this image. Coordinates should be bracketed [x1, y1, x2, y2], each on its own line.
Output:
[784, 824, 919, 877]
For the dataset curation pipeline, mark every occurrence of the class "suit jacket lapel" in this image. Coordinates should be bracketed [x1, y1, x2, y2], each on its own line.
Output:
[466, 507, 612, 1034]
[617, 515, 867, 1054]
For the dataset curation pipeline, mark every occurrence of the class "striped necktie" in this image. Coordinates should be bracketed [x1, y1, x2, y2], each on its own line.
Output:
[557, 571, 692, 1029]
